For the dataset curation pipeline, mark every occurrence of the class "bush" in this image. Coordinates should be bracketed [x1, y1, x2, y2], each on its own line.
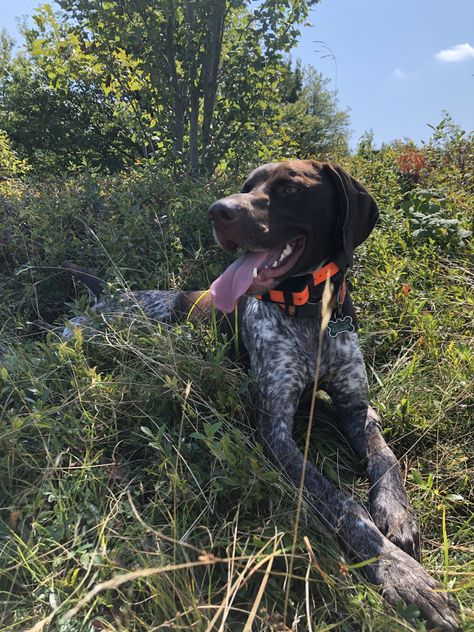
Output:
[0, 164, 238, 327]
[0, 129, 29, 190]
[400, 188, 471, 250]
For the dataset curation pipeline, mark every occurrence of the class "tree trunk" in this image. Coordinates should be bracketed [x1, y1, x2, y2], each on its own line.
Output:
[166, 0, 185, 162]
[200, 0, 226, 172]
[186, 0, 199, 172]
[189, 87, 199, 172]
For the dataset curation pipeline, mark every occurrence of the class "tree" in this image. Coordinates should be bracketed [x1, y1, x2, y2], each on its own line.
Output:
[22, 0, 319, 173]
[280, 58, 303, 104]
[279, 66, 350, 158]
[0, 25, 139, 172]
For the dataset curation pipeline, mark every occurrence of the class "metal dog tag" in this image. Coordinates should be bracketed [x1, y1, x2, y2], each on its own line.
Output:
[327, 315, 355, 337]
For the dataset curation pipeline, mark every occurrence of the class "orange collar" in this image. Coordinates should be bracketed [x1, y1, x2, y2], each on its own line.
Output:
[255, 262, 346, 317]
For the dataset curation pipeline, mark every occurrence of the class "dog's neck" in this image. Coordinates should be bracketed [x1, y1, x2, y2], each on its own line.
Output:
[255, 261, 345, 318]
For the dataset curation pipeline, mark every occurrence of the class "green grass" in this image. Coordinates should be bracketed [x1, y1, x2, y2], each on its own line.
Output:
[0, 144, 473, 630]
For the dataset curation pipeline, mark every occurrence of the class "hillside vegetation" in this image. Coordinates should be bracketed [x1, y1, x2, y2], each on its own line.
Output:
[1, 118, 473, 631]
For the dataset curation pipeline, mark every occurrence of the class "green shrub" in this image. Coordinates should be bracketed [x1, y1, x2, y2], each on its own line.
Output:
[0, 129, 29, 181]
[0, 165, 238, 327]
[400, 188, 471, 250]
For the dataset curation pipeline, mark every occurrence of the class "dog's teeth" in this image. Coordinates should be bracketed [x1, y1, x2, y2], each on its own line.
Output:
[253, 267, 258, 279]
[279, 243, 293, 261]
[270, 243, 296, 269]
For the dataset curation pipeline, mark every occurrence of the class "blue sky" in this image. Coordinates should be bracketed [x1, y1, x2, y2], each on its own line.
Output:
[2, 0, 473, 148]
[295, 0, 474, 146]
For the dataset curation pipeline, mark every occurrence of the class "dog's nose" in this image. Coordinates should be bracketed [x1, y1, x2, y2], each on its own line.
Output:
[208, 200, 240, 224]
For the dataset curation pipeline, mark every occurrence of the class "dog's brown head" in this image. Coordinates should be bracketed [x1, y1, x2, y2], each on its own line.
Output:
[209, 160, 378, 313]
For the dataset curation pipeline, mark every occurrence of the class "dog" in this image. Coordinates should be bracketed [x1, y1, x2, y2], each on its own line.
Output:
[63, 160, 459, 630]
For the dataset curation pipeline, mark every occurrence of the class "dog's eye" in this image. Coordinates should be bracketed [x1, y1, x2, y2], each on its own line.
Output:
[283, 184, 299, 195]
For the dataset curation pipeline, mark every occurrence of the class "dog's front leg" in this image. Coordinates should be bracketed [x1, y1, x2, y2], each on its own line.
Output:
[251, 355, 376, 547]
[244, 311, 416, 558]
[322, 334, 420, 560]
[255, 373, 458, 629]
[243, 310, 374, 542]
[242, 311, 458, 629]
[253, 366, 459, 630]
[343, 404, 420, 561]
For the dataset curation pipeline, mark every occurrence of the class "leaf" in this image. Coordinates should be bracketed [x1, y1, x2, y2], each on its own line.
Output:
[11, 416, 24, 431]
[140, 426, 155, 439]
[204, 421, 221, 439]
[396, 602, 421, 620]
[189, 431, 207, 440]
[411, 469, 424, 486]
[446, 493, 465, 503]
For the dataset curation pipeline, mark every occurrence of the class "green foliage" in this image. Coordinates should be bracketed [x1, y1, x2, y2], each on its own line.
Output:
[401, 189, 471, 250]
[5, 0, 320, 174]
[280, 57, 304, 103]
[0, 0, 354, 174]
[0, 164, 235, 327]
[278, 67, 350, 158]
[0, 129, 29, 181]
[0, 2, 355, 175]
[0, 25, 137, 172]
[341, 137, 403, 209]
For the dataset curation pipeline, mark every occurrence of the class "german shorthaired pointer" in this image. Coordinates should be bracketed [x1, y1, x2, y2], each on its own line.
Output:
[64, 160, 459, 630]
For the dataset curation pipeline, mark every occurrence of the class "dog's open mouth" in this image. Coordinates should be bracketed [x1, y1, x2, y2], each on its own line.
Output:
[211, 237, 305, 313]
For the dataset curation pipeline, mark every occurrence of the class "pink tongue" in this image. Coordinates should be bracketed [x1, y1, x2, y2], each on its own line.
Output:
[211, 249, 280, 313]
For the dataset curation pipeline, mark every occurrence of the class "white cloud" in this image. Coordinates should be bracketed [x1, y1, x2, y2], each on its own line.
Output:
[392, 67, 419, 80]
[393, 67, 408, 79]
[436, 43, 474, 62]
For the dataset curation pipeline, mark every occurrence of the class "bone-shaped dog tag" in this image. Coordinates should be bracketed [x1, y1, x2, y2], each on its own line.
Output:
[327, 315, 355, 337]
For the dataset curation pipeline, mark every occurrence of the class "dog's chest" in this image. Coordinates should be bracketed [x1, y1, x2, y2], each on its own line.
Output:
[240, 299, 352, 386]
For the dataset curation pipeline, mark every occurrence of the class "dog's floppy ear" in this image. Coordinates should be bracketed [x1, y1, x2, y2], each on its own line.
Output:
[323, 163, 379, 270]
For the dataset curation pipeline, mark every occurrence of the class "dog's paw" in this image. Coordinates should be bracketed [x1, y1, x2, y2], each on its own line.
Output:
[370, 544, 460, 631]
[370, 486, 421, 561]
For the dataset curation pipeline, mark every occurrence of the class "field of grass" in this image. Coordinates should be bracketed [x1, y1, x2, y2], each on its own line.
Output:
[0, 139, 473, 630]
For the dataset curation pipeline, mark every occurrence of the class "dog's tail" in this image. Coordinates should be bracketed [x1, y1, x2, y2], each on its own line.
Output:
[61, 261, 105, 300]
